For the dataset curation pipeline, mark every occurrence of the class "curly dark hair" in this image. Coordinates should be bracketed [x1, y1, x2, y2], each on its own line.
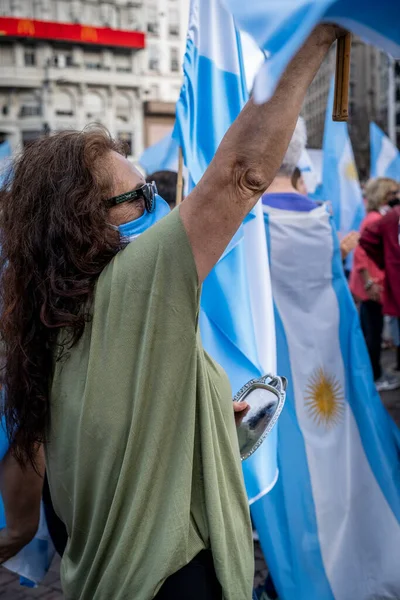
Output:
[0, 127, 124, 465]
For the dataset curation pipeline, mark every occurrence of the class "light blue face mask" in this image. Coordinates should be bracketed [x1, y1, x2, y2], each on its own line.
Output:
[117, 194, 171, 242]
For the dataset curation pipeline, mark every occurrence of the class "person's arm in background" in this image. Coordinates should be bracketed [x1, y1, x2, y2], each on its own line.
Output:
[0, 444, 44, 563]
[353, 234, 382, 302]
[359, 218, 385, 271]
[340, 231, 359, 260]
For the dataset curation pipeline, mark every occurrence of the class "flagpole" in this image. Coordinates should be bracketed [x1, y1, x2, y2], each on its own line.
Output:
[176, 147, 183, 205]
[333, 32, 352, 122]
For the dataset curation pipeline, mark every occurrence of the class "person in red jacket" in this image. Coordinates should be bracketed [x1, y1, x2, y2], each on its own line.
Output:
[360, 204, 400, 316]
[360, 203, 400, 375]
[350, 178, 399, 391]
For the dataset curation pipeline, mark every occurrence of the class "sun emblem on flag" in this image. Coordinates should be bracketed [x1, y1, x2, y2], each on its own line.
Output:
[344, 160, 358, 181]
[304, 368, 345, 427]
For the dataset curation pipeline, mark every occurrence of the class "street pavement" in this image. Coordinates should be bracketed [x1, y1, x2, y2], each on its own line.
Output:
[0, 351, 399, 599]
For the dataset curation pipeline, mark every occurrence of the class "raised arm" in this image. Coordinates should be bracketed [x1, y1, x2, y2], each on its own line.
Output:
[180, 25, 340, 282]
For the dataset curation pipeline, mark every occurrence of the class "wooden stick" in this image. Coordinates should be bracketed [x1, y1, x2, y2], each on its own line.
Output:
[333, 32, 352, 122]
[176, 146, 183, 205]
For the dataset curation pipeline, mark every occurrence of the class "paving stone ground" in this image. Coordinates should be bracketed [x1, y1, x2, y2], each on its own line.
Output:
[1, 350, 399, 599]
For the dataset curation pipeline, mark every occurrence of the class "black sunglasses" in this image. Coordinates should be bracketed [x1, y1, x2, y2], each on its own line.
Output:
[108, 181, 158, 213]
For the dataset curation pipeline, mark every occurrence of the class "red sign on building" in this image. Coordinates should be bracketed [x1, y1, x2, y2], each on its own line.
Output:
[0, 17, 145, 49]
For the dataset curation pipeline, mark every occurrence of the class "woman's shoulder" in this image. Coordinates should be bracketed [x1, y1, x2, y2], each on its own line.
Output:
[361, 210, 381, 232]
[365, 211, 382, 224]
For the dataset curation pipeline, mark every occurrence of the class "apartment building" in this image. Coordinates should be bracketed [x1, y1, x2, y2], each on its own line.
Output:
[0, 0, 189, 160]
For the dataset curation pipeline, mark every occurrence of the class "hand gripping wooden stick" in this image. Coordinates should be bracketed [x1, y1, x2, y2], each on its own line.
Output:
[333, 32, 352, 122]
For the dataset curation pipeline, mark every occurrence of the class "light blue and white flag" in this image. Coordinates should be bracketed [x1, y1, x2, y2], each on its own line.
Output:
[174, 0, 278, 500]
[138, 132, 179, 174]
[253, 203, 400, 600]
[221, 0, 400, 104]
[323, 80, 365, 234]
[370, 122, 400, 180]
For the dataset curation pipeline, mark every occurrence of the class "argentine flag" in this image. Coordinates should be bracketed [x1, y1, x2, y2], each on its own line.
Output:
[173, 0, 278, 499]
[255, 203, 400, 600]
[370, 122, 400, 179]
[323, 80, 364, 234]
[221, 0, 400, 104]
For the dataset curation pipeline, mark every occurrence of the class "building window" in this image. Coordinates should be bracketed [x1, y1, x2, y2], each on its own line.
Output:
[148, 46, 159, 72]
[57, 0, 71, 22]
[84, 91, 104, 120]
[82, 3, 100, 26]
[147, 4, 159, 35]
[19, 93, 41, 117]
[100, 2, 116, 28]
[0, 45, 14, 67]
[84, 51, 102, 70]
[115, 50, 132, 73]
[168, 9, 179, 36]
[24, 48, 36, 67]
[124, 5, 141, 31]
[52, 52, 74, 68]
[396, 112, 400, 127]
[117, 132, 133, 156]
[71, 0, 81, 23]
[170, 48, 179, 72]
[54, 90, 74, 116]
[116, 92, 131, 123]
[150, 85, 159, 100]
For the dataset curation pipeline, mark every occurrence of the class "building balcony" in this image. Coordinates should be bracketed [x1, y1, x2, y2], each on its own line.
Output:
[0, 65, 143, 88]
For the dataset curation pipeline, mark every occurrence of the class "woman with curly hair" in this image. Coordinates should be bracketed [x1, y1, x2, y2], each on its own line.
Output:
[0, 27, 338, 600]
